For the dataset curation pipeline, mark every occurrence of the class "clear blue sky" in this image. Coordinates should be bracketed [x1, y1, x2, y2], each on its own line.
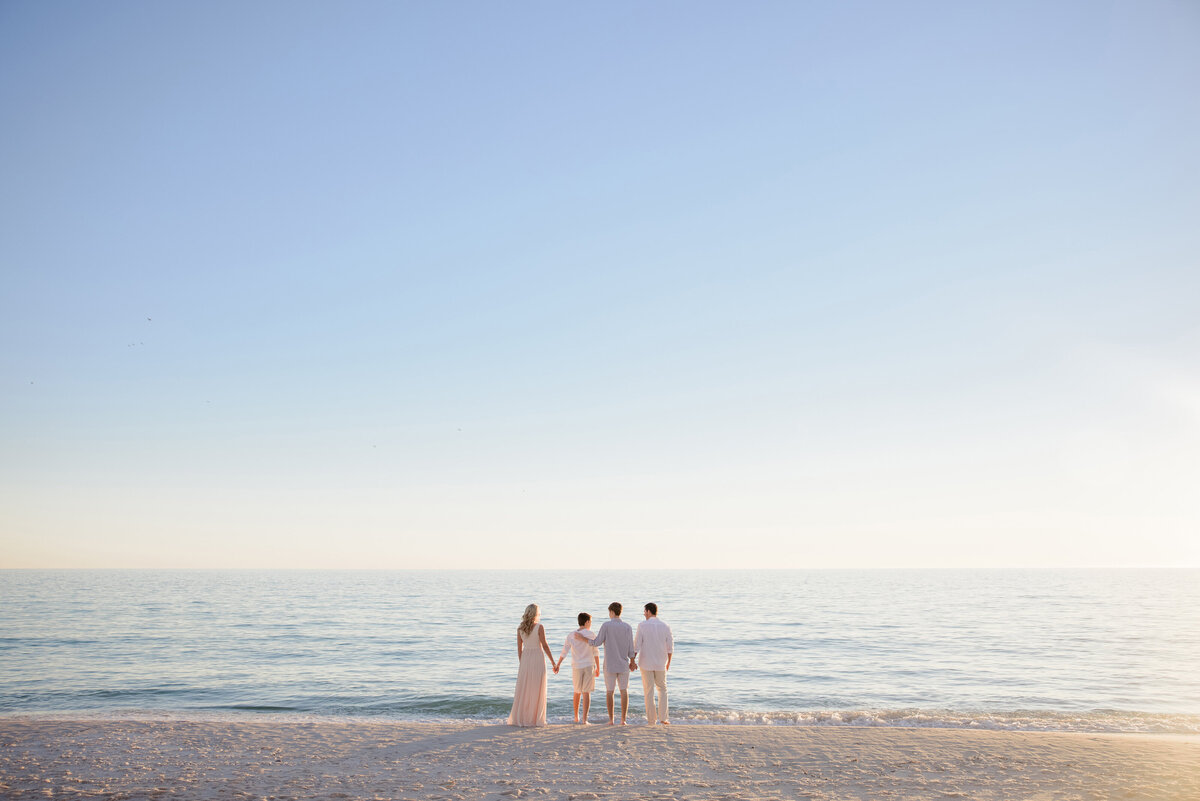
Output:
[2, 1, 1197, 568]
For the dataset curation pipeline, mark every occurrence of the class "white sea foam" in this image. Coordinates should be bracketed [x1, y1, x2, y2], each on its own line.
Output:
[8, 706, 1199, 735]
[669, 707, 1200, 734]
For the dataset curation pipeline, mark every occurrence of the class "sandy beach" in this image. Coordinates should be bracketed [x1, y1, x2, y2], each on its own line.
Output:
[2, 719, 1197, 801]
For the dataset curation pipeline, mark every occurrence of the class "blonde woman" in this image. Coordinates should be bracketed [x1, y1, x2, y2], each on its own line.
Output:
[508, 603, 558, 726]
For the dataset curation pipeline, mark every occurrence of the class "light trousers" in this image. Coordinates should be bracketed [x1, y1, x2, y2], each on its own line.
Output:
[641, 669, 668, 724]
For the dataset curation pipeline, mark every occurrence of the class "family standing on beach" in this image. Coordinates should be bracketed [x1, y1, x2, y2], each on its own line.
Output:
[508, 601, 674, 727]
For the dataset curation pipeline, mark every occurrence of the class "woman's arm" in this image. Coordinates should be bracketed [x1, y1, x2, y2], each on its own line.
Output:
[516, 631, 523, 660]
[538, 625, 554, 663]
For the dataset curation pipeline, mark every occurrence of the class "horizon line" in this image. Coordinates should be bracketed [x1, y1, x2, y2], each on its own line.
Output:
[1, 565, 1195, 571]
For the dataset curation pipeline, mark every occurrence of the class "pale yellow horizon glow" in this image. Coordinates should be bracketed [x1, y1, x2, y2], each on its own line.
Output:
[4, 469, 1197, 569]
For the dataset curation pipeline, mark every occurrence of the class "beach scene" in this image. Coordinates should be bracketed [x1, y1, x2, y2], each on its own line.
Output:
[3, 1, 1199, 799]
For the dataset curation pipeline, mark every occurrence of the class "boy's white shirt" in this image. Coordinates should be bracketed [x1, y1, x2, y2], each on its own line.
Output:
[559, 628, 600, 669]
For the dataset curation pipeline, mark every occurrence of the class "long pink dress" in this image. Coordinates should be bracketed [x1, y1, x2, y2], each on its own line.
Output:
[507, 624, 548, 726]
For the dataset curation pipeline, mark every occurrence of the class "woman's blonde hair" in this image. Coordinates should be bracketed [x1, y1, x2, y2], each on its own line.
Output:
[518, 604, 539, 636]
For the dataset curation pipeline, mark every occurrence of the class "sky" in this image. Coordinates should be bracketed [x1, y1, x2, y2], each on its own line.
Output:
[1, 1, 1198, 569]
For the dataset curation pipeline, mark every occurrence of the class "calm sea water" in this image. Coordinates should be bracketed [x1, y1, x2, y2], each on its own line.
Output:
[1, 570, 1197, 732]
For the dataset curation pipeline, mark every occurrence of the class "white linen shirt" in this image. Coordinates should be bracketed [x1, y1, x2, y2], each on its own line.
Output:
[634, 616, 674, 671]
[559, 629, 599, 670]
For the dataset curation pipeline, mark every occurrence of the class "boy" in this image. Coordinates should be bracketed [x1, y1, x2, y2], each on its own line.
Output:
[556, 612, 601, 724]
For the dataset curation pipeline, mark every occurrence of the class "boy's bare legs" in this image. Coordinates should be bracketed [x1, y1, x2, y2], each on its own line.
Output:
[580, 691, 591, 724]
[603, 674, 630, 725]
[572, 692, 581, 723]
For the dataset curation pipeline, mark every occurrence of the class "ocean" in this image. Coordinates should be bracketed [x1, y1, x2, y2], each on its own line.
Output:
[1, 569, 1197, 733]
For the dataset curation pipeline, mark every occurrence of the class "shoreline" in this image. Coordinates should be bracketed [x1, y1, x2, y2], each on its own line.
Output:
[3, 718, 1198, 800]
[4, 708, 1199, 736]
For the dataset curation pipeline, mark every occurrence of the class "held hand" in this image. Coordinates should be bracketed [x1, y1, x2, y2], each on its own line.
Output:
[553, 663, 560, 674]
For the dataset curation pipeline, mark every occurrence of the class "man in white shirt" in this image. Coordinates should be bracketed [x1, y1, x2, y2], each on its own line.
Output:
[633, 602, 673, 725]
[556, 612, 601, 724]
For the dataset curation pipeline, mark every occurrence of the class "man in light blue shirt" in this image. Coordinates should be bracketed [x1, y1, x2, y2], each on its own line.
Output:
[576, 601, 636, 725]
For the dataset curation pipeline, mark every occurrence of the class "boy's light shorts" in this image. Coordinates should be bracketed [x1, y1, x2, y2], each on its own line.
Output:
[572, 666, 596, 693]
[603, 670, 630, 692]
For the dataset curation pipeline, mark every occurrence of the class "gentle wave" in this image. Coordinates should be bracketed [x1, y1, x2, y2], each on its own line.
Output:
[4, 706, 1198, 734]
[669, 707, 1200, 734]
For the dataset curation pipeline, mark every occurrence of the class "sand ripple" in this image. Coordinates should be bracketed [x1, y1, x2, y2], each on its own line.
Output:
[1, 719, 1197, 800]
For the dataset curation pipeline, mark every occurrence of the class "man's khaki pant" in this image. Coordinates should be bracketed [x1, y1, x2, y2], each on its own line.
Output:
[641, 669, 668, 724]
